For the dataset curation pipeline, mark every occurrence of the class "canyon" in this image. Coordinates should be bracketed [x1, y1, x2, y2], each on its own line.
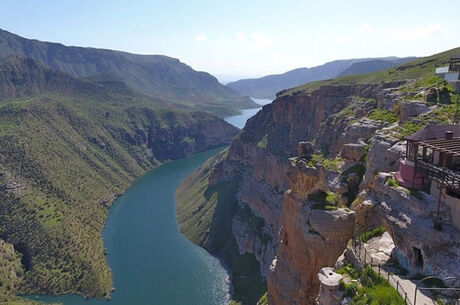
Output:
[176, 47, 460, 305]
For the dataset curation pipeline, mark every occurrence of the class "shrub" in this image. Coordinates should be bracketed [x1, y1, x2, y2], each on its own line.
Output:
[360, 225, 386, 243]
[387, 177, 399, 188]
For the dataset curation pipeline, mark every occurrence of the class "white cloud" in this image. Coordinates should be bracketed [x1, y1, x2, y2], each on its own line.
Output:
[195, 33, 207, 42]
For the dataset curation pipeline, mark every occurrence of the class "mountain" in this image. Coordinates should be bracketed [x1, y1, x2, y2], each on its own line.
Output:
[176, 47, 460, 304]
[337, 57, 417, 77]
[226, 57, 416, 99]
[0, 28, 257, 116]
[0, 55, 239, 302]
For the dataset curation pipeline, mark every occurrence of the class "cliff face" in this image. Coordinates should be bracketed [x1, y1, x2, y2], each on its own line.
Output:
[217, 82, 402, 276]
[267, 159, 355, 305]
[176, 49, 460, 303]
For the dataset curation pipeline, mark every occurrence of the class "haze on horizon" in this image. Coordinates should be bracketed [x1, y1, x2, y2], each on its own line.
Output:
[1, 0, 459, 79]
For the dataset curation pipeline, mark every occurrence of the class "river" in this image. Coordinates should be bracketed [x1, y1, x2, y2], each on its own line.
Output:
[224, 98, 272, 129]
[30, 98, 272, 305]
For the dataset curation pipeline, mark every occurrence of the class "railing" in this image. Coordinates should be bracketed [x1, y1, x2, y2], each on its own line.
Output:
[415, 276, 460, 305]
[352, 226, 460, 305]
[352, 237, 413, 305]
[415, 159, 460, 190]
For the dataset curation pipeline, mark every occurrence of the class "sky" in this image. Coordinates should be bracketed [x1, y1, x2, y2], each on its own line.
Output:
[1, 0, 460, 79]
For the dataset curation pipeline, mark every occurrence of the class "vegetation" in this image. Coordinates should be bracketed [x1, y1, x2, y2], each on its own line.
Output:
[337, 263, 360, 280]
[282, 46, 460, 95]
[256, 292, 268, 305]
[175, 152, 266, 305]
[339, 265, 407, 305]
[367, 109, 398, 123]
[360, 226, 387, 243]
[307, 154, 342, 171]
[0, 56, 237, 301]
[309, 191, 345, 210]
[257, 134, 269, 149]
[0, 29, 257, 117]
[387, 177, 400, 188]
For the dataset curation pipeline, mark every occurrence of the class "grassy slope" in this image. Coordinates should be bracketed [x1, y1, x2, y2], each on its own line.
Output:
[0, 58, 238, 302]
[175, 151, 266, 305]
[282, 46, 460, 96]
[0, 28, 257, 117]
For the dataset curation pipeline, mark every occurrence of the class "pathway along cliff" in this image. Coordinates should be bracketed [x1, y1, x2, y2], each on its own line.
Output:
[31, 99, 271, 305]
[31, 148, 230, 305]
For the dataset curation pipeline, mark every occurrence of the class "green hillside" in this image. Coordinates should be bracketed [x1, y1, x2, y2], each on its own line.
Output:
[0, 28, 257, 117]
[0, 56, 238, 302]
[282, 46, 460, 96]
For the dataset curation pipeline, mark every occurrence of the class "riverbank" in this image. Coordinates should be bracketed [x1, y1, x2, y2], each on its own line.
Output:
[30, 148, 231, 305]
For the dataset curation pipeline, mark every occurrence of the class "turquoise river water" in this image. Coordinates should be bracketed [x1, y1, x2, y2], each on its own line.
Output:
[32, 98, 271, 305]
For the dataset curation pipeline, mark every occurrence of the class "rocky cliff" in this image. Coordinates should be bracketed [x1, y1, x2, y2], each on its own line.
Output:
[177, 48, 460, 305]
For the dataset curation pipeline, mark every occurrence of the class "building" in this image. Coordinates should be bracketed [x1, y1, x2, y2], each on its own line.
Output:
[396, 124, 460, 230]
[435, 56, 460, 92]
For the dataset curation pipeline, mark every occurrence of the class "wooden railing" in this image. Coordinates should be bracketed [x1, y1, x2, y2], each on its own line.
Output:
[415, 159, 460, 190]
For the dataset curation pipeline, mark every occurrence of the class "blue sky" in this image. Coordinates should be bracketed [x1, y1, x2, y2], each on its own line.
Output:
[1, 0, 460, 78]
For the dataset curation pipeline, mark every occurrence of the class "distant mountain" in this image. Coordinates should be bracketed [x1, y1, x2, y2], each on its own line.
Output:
[226, 57, 416, 99]
[337, 57, 417, 77]
[0, 28, 257, 116]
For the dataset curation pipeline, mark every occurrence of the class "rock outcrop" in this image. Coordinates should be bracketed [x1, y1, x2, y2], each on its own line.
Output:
[267, 159, 355, 305]
[316, 268, 343, 305]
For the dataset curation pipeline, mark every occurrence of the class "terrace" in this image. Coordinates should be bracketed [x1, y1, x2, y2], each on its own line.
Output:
[396, 124, 460, 230]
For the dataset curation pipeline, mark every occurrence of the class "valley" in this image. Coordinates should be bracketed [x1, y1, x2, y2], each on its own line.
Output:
[0, 14, 459, 305]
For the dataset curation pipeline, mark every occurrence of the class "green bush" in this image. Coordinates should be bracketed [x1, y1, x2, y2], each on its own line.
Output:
[360, 226, 386, 243]
[387, 177, 399, 187]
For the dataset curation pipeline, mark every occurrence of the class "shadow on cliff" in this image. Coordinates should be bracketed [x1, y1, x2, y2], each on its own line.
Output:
[203, 178, 267, 305]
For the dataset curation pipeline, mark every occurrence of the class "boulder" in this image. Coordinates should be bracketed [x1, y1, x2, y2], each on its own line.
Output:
[399, 101, 433, 123]
[316, 267, 343, 305]
[340, 143, 366, 162]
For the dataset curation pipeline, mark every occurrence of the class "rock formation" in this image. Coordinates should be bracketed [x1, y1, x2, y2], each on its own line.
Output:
[267, 158, 355, 305]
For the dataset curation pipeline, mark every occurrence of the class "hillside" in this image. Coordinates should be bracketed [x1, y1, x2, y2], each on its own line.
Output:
[176, 46, 460, 305]
[337, 57, 417, 77]
[282, 46, 460, 96]
[0, 56, 239, 303]
[0, 28, 257, 116]
[226, 57, 415, 99]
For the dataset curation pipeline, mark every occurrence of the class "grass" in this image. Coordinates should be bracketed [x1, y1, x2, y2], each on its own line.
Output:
[340, 266, 407, 305]
[309, 190, 344, 210]
[337, 263, 360, 280]
[367, 109, 398, 123]
[256, 134, 269, 149]
[360, 226, 387, 243]
[387, 177, 400, 188]
[0, 73, 237, 299]
[307, 154, 342, 171]
[281, 46, 460, 96]
[256, 292, 268, 305]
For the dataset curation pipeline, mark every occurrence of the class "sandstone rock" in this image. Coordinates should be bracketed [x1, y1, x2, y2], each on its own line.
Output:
[399, 101, 434, 123]
[298, 141, 315, 158]
[268, 186, 355, 305]
[363, 135, 404, 186]
[316, 267, 343, 305]
[343, 118, 382, 144]
[340, 143, 366, 162]
[367, 174, 460, 280]
[377, 87, 408, 111]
